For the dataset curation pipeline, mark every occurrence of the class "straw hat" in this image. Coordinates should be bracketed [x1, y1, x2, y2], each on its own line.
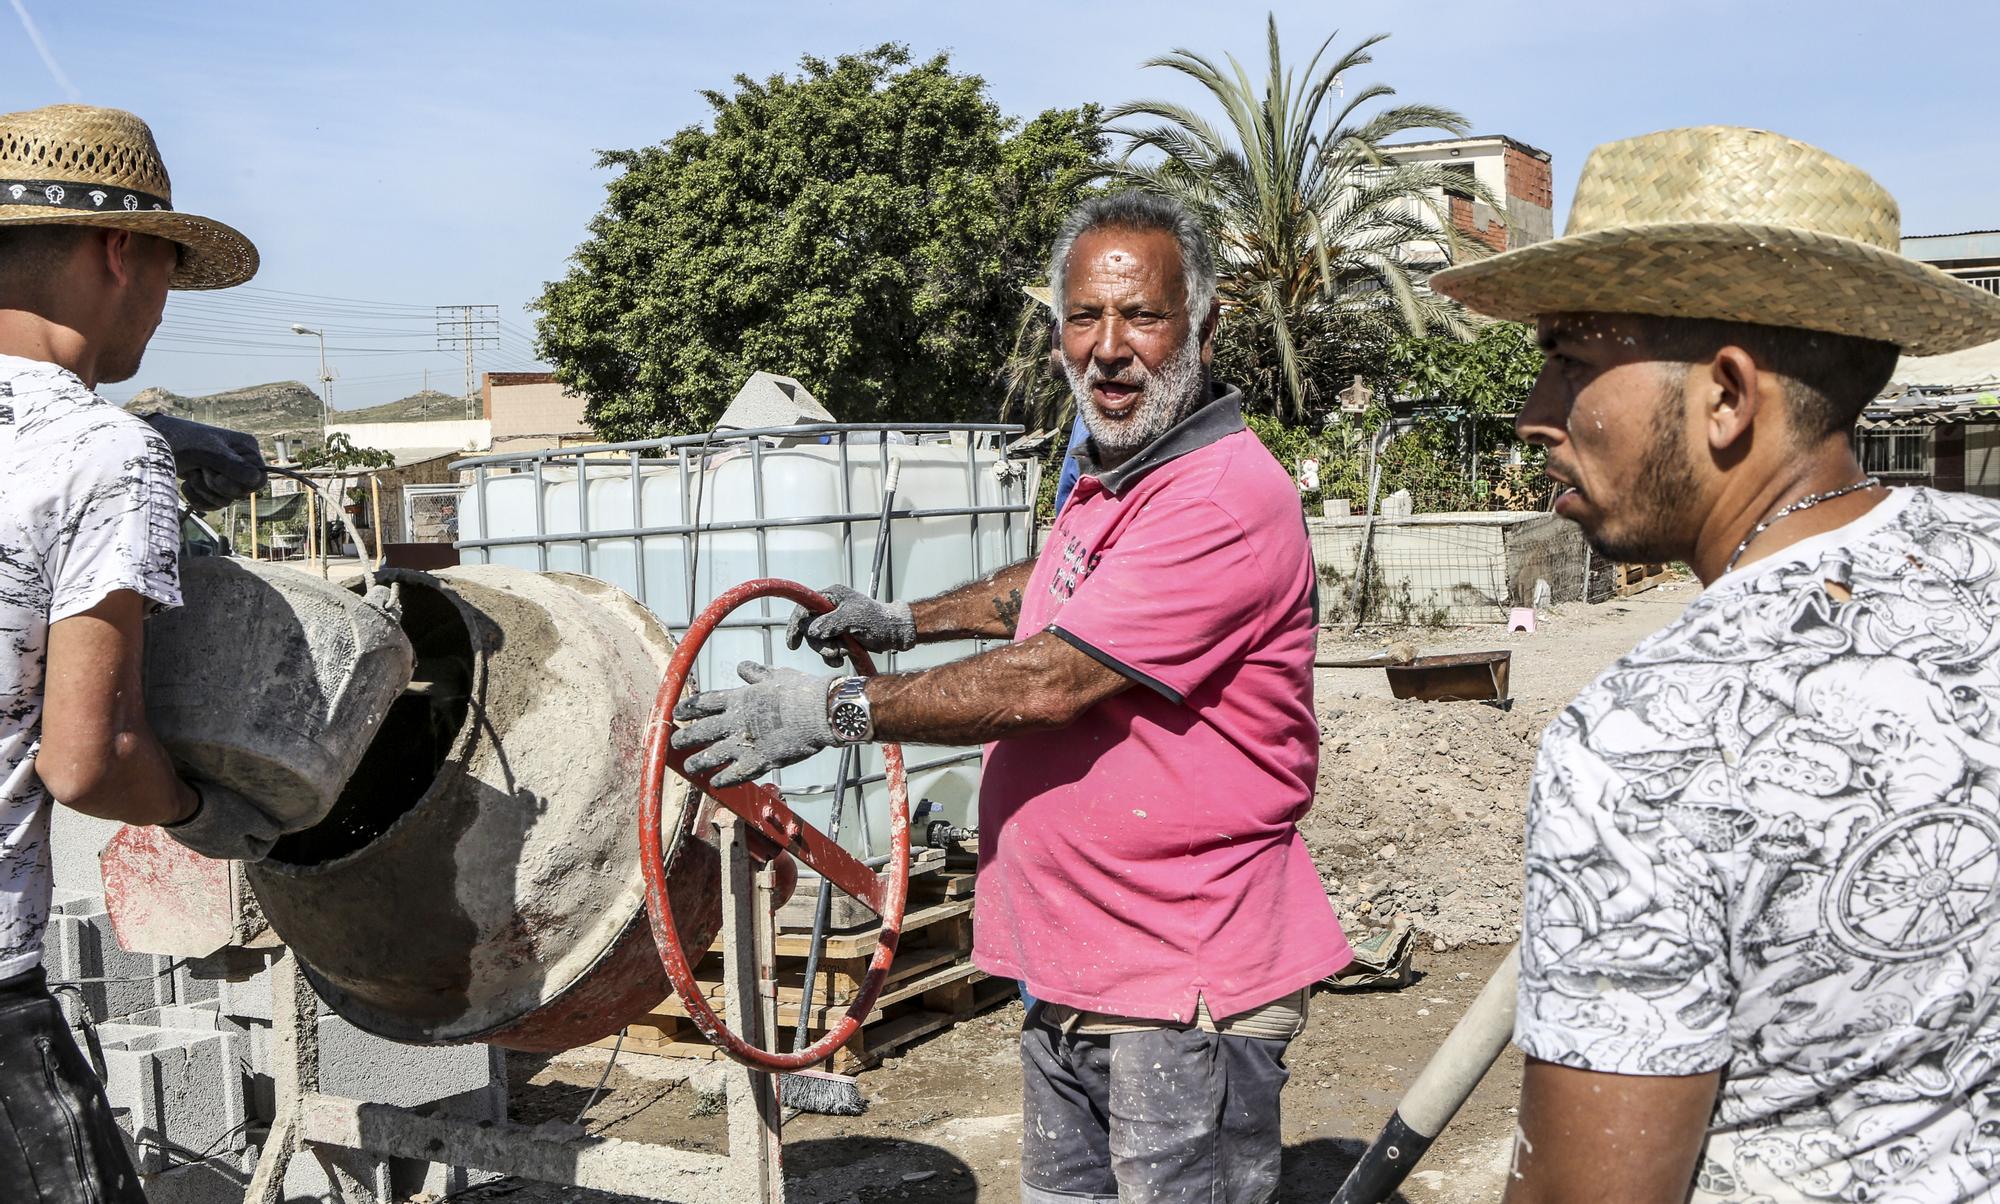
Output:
[0, 104, 257, 290]
[1429, 126, 2000, 356]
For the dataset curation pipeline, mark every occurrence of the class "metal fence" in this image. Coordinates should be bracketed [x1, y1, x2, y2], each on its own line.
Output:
[449, 423, 1037, 856]
[1309, 511, 1596, 627]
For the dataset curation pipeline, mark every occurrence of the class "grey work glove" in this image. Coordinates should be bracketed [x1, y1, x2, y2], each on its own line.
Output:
[786, 584, 915, 668]
[670, 662, 841, 788]
[162, 779, 285, 862]
[141, 413, 268, 511]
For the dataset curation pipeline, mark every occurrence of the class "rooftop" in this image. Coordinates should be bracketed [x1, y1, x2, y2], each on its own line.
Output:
[1381, 134, 1552, 162]
[1902, 230, 2000, 263]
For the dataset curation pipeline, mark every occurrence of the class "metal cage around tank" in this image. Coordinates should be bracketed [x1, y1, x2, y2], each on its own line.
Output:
[451, 422, 1039, 858]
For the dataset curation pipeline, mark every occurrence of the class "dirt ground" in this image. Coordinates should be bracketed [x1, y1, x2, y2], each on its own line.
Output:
[451, 582, 1698, 1204]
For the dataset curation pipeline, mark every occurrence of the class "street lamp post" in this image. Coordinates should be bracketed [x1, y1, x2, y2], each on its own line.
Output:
[291, 324, 332, 428]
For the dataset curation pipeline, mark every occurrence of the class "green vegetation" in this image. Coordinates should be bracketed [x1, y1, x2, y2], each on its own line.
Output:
[535, 44, 1104, 439]
[295, 431, 395, 472]
[1245, 323, 1549, 515]
[1107, 16, 1498, 420]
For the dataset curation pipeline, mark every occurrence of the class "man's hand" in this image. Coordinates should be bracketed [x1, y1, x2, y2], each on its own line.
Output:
[162, 779, 286, 861]
[786, 585, 915, 668]
[141, 413, 268, 510]
[670, 662, 842, 787]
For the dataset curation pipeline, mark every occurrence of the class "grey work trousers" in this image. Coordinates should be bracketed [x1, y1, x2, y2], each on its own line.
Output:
[0, 967, 147, 1204]
[1019, 1002, 1291, 1204]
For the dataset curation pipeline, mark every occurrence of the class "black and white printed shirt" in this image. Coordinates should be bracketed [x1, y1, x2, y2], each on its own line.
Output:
[0, 354, 181, 980]
[1521, 486, 2000, 1201]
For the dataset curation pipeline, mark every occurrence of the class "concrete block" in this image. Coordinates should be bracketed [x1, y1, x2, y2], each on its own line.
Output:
[282, 1143, 391, 1203]
[45, 891, 174, 1021]
[316, 1015, 493, 1107]
[209, 947, 281, 1023]
[96, 1020, 251, 1174]
[50, 807, 123, 895]
[173, 960, 221, 1006]
[141, 1152, 253, 1204]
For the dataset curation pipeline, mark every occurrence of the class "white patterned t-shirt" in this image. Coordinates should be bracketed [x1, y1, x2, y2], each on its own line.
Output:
[0, 354, 182, 980]
[1520, 486, 2000, 1202]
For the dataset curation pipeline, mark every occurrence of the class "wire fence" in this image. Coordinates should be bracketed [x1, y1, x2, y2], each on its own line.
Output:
[1309, 512, 1609, 627]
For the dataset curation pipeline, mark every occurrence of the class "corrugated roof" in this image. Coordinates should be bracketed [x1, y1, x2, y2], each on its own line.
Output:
[1859, 394, 2000, 429]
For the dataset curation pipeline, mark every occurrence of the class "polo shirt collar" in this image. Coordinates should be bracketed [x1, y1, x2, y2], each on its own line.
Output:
[1071, 385, 1247, 497]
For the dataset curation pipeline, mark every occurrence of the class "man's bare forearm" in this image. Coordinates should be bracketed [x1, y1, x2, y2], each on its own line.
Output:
[866, 630, 1129, 745]
[37, 592, 200, 828]
[1504, 1059, 1718, 1204]
[908, 559, 1036, 642]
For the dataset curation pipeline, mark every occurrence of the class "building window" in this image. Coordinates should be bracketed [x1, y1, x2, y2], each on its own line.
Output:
[1441, 163, 1474, 201]
[1962, 274, 2000, 295]
[1858, 428, 1929, 476]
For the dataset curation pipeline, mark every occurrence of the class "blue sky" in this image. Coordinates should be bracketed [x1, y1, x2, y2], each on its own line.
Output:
[9, 0, 1997, 409]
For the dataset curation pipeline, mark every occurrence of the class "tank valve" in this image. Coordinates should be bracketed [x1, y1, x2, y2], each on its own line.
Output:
[925, 819, 976, 849]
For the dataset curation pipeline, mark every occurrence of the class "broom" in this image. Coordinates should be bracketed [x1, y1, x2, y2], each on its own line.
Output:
[779, 457, 901, 1116]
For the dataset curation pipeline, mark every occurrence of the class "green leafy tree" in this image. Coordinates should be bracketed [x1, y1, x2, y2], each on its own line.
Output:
[295, 432, 394, 471]
[1107, 15, 1500, 419]
[1247, 323, 1548, 514]
[535, 45, 1104, 439]
[1387, 321, 1541, 417]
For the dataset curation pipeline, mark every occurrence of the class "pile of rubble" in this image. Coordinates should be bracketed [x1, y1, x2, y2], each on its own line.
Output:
[1303, 694, 1550, 950]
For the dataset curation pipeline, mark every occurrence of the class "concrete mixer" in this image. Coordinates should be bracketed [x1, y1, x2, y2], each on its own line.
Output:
[101, 557, 915, 1202]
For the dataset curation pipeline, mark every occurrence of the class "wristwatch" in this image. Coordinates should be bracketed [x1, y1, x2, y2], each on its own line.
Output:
[827, 676, 874, 744]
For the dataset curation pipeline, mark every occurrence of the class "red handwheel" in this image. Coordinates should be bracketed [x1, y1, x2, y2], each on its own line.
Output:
[638, 578, 910, 1072]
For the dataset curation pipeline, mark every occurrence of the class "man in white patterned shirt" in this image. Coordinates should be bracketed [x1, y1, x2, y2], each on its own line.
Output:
[0, 105, 267, 1202]
[1430, 127, 2000, 1203]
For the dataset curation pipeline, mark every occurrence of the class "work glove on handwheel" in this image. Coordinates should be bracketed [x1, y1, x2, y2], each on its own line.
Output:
[141, 413, 269, 511]
[786, 584, 915, 668]
[162, 779, 286, 862]
[671, 662, 842, 787]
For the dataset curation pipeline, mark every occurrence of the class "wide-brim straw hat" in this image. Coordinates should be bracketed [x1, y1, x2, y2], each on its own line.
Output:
[1429, 126, 2000, 356]
[0, 104, 257, 290]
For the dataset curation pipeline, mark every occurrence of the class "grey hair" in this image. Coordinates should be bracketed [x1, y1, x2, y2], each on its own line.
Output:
[1047, 192, 1217, 327]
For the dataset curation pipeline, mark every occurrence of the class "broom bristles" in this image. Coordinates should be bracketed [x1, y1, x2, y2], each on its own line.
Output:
[780, 1068, 867, 1116]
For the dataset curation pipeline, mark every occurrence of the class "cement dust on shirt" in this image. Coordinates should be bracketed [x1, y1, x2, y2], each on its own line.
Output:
[1519, 487, 2000, 1202]
[0, 355, 181, 979]
[975, 388, 1347, 1023]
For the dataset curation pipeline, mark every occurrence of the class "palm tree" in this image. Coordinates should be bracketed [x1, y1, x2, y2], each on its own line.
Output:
[1107, 15, 1498, 419]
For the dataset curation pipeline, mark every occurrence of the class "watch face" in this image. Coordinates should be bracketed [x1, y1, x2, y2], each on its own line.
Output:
[830, 701, 869, 742]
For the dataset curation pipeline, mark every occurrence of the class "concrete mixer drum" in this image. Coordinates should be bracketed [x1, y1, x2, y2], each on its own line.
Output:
[246, 564, 722, 1051]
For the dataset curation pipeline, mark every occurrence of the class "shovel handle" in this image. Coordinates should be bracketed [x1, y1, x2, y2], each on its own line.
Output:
[1330, 945, 1520, 1204]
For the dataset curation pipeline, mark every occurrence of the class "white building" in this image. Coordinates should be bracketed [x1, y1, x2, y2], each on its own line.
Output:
[1381, 134, 1555, 267]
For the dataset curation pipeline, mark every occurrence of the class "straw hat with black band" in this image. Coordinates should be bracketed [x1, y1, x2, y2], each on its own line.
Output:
[0, 103, 257, 290]
[1429, 125, 2000, 357]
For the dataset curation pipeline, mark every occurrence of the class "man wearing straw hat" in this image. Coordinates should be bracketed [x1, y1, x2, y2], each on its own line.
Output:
[0, 104, 269, 1200]
[1426, 125, 2000, 1202]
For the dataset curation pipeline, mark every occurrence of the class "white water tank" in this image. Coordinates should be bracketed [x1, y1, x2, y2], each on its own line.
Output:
[458, 433, 1035, 853]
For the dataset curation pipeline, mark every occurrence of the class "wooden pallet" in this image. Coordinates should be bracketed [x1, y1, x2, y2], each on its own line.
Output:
[695, 897, 974, 1006]
[774, 846, 947, 931]
[605, 875, 1000, 1072]
[1614, 562, 1669, 597]
[606, 972, 1014, 1072]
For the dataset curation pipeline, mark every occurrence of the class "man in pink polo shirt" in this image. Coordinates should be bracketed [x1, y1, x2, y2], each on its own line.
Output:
[673, 192, 1348, 1204]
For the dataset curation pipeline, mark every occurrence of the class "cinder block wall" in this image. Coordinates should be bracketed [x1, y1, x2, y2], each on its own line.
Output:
[48, 808, 506, 1200]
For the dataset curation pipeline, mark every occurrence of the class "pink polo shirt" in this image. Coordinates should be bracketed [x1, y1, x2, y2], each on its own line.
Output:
[972, 390, 1350, 1021]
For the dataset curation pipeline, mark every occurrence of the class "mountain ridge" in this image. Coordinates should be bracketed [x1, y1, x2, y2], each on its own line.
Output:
[124, 382, 478, 454]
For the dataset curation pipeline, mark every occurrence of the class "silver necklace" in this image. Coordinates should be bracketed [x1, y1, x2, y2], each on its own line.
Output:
[1725, 476, 1880, 573]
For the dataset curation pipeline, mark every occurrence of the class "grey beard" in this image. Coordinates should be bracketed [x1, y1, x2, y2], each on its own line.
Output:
[1066, 333, 1208, 466]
